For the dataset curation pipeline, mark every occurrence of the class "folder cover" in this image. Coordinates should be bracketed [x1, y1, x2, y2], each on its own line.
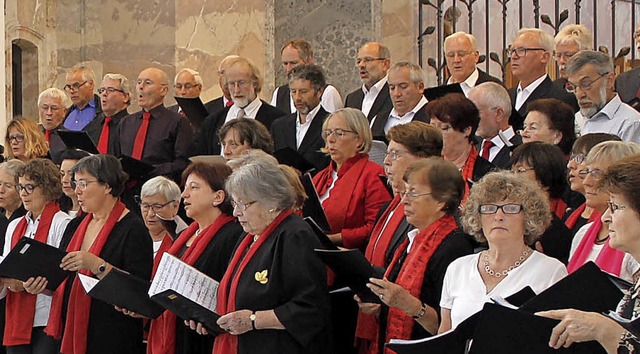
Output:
[119, 155, 154, 180]
[300, 172, 331, 232]
[273, 147, 315, 174]
[314, 248, 383, 304]
[423, 83, 464, 101]
[174, 96, 209, 131]
[0, 237, 72, 291]
[78, 268, 163, 319]
[57, 130, 100, 155]
[304, 217, 338, 250]
[151, 290, 223, 334]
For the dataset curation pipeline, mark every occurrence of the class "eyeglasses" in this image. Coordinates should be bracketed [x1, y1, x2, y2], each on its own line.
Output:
[174, 83, 201, 90]
[321, 128, 357, 140]
[231, 200, 257, 212]
[607, 201, 627, 213]
[97, 87, 125, 95]
[400, 190, 432, 201]
[355, 57, 386, 65]
[511, 167, 535, 174]
[553, 51, 578, 60]
[71, 179, 100, 191]
[445, 51, 474, 59]
[39, 105, 62, 112]
[478, 203, 524, 214]
[226, 80, 251, 89]
[64, 81, 88, 92]
[506, 47, 546, 57]
[579, 168, 604, 179]
[565, 72, 609, 93]
[384, 149, 410, 161]
[15, 183, 40, 194]
[136, 197, 175, 214]
[8, 135, 25, 143]
[569, 152, 586, 164]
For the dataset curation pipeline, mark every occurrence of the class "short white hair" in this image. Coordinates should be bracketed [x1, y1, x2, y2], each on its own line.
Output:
[468, 82, 512, 118]
[517, 28, 554, 53]
[102, 73, 131, 95]
[140, 176, 182, 203]
[444, 31, 478, 52]
[174, 68, 203, 86]
[555, 24, 593, 51]
[38, 88, 72, 108]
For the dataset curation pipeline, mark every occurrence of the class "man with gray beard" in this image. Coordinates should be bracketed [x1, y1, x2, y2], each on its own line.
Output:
[565, 50, 640, 143]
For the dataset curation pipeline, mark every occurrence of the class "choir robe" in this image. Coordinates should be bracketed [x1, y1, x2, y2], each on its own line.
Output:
[225, 214, 331, 354]
[174, 221, 244, 354]
[59, 213, 153, 354]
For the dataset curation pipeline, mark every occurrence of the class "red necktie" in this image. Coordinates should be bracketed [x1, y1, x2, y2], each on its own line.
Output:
[45, 129, 51, 143]
[225, 100, 234, 107]
[131, 112, 150, 160]
[97, 117, 112, 154]
[481, 140, 494, 160]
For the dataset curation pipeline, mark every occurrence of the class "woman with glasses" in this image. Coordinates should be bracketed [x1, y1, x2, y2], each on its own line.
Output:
[218, 118, 274, 161]
[565, 134, 622, 235]
[0, 160, 26, 225]
[358, 158, 475, 353]
[0, 158, 71, 353]
[137, 176, 181, 261]
[520, 98, 576, 156]
[567, 141, 640, 283]
[205, 160, 330, 354]
[3, 117, 48, 162]
[59, 149, 91, 217]
[43, 154, 152, 354]
[147, 162, 243, 354]
[438, 171, 566, 332]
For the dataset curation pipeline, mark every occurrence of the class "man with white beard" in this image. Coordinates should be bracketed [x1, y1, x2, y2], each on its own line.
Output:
[566, 50, 640, 143]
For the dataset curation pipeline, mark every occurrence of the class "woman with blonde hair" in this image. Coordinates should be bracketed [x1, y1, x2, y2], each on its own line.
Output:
[3, 117, 48, 162]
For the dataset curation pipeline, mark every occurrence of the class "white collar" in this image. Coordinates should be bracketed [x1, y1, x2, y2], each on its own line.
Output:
[389, 96, 428, 119]
[362, 77, 388, 95]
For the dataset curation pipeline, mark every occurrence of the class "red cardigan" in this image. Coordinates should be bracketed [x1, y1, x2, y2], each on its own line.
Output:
[313, 153, 392, 249]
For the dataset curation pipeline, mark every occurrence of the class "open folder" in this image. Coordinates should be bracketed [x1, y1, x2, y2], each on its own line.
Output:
[174, 96, 209, 132]
[300, 172, 331, 232]
[304, 217, 338, 251]
[148, 253, 223, 334]
[0, 238, 72, 291]
[314, 248, 384, 304]
[57, 130, 100, 154]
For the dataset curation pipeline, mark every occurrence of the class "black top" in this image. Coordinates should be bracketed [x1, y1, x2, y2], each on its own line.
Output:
[535, 214, 573, 264]
[344, 81, 393, 122]
[84, 108, 129, 156]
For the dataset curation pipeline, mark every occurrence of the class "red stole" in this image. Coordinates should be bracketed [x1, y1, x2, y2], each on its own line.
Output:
[45, 201, 125, 353]
[4, 202, 60, 346]
[213, 209, 293, 354]
[567, 210, 625, 276]
[314, 154, 369, 233]
[147, 214, 235, 354]
[564, 203, 598, 230]
[550, 198, 568, 219]
[459, 146, 479, 203]
[97, 117, 112, 154]
[356, 195, 404, 346]
[369, 215, 458, 354]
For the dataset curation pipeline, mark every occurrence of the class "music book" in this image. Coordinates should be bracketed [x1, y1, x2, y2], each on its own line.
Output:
[148, 253, 223, 334]
[174, 96, 209, 131]
[300, 172, 331, 232]
[0, 237, 72, 291]
[119, 156, 154, 180]
[77, 268, 163, 319]
[273, 147, 315, 174]
[304, 217, 338, 250]
[57, 130, 100, 155]
[188, 155, 227, 164]
[314, 248, 384, 304]
[423, 83, 464, 101]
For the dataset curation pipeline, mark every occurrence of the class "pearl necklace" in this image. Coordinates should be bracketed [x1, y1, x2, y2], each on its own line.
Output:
[483, 247, 531, 278]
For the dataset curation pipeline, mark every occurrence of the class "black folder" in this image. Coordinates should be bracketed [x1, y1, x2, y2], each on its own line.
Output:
[300, 172, 331, 232]
[314, 248, 384, 304]
[423, 83, 464, 101]
[273, 147, 315, 174]
[80, 268, 164, 319]
[151, 290, 223, 335]
[119, 156, 154, 180]
[155, 215, 188, 240]
[304, 217, 338, 250]
[174, 96, 209, 131]
[57, 130, 100, 154]
[0, 237, 72, 291]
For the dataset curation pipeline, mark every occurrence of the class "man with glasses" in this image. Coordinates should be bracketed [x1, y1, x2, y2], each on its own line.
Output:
[565, 50, 640, 143]
[507, 28, 579, 131]
[345, 42, 393, 121]
[36, 88, 71, 163]
[83, 73, 131, 155]
[63, 65, 102, 131]
[614, 26, 640, 109]
[443, 32, 501, 97]
[271, 38, 343, 114]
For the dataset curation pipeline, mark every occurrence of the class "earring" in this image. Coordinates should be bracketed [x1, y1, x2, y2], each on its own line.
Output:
[212, 202, 219, 207]
[269, 208, 275, 213]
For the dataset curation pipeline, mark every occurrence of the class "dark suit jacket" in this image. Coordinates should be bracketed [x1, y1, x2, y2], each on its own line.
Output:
[345, 82, 393, 122]
[615, 67, 640, 104]
[204, 96, 226, 116]
[270, 107, 331, 173]
[508, 76, 579, 130]
[370, 104, 429, 141]
[195, 100, 286, 155]
[475, 132, 523, 170]
[476, 69, 503, 85]
[83, 108, 129, 155]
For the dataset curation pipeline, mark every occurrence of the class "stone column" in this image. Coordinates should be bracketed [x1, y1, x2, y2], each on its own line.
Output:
[0, 0, 7, 136]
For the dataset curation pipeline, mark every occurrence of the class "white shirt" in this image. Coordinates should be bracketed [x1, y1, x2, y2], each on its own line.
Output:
[514, 74, 548, 111]
[447, 68, 480, 97]
[440, 251, 567, 329]
[406, 228, 419, 253]
[381, 96, 429, 134]
[1, 210, 72, 327]
[225, 96, 263, 124]
[153, 239, 163, 259]
[569, 222, 640, 284]
[479, 126, 517, 162]
[296, 104, 322, 149]
[578, 94, 640, 143]
[271, 84, 343, 113]
[318, 170, 338, 204]
[361, 77, 388, 116]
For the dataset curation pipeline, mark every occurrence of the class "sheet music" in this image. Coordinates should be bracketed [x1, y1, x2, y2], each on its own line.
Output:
[78, 273, 99, 293]
[148, 253, 218, 312]
[388, 328, 455, 344]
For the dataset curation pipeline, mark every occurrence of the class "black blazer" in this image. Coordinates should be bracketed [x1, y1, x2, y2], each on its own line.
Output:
[83, 108, 129, 155]
[476, 69, 503, 85]
[270, 107, 331, 173]
[204, 96, 226, 116]
[345, 81, 393, 122]
[507, 76, 579, 131]
[615, 67, 640, 104]
[370, 103, 429, 141]
[476, 132, 523, 170]
[195, 101, 286, 155]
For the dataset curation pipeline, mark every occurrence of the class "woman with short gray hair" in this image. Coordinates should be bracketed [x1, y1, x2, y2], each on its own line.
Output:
[138, 176, 181, 258]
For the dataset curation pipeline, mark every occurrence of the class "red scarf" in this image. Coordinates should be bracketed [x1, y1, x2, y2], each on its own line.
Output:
[213, 209, 293, 354]
[147, 214, 235, 354]
[314, 154, 369, 233]
[4, 202, 60, 346]
[369, 215, 458, 354]
[564, 203, 598, 230]
[567, 210, 625, 276]
[45, 201, 125, 354]
[459, 146, 478, 204]
[550, 198, 568, 219]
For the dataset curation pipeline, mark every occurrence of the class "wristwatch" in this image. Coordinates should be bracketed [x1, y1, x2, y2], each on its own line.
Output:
[95, 261, 107, 276]
[250, 312, 257, 330]
[413, 303, 427, 320]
